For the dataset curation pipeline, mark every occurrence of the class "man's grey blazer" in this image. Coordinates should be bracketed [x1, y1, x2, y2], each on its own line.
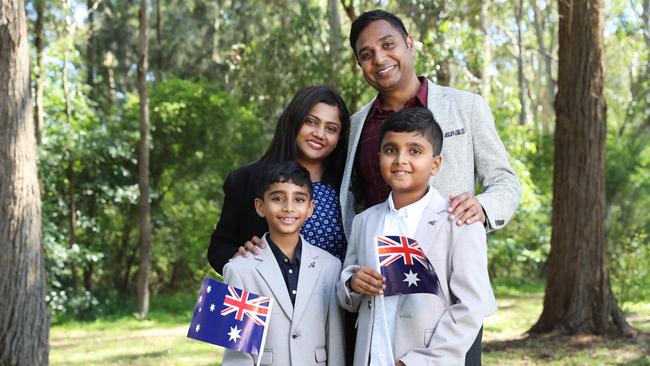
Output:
[222, 236, 345, 366]
[336, 189, 497, 365]
[339, 81, 521, 236]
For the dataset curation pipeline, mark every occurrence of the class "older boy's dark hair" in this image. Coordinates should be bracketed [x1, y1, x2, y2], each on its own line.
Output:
[349, 10, 409, 55]
[256, 161, 313, 199]
[380, 108, 443, 156]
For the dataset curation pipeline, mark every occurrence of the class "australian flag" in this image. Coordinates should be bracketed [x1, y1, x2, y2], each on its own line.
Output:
[187, 277, 273, 359]
[376, 236, 441, 296]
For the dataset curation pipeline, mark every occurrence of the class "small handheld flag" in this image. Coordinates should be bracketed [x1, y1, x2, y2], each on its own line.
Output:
[187, 277, 273, 365]
[376, 235, 441, 296]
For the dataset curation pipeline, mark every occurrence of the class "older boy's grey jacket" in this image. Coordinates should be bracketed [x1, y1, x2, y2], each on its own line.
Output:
[339, 81, 521, 235]
[222, 236, 344, 366]
[336, 189, 497, 365]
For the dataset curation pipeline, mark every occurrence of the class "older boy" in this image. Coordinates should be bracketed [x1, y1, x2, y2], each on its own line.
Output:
[337, 108, 496, 365]
[223, 161, 344, 366]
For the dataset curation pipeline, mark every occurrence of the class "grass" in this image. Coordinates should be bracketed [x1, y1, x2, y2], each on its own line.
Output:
[50, 287, 650, 365]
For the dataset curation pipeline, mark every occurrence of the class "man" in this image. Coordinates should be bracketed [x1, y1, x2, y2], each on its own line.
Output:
[340, 9, 521, 366]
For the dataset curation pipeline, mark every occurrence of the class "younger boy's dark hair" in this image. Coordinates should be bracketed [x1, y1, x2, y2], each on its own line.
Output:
[349, 10, 409, 56]
[256, 161, 313, 199]
[380, 108, 443, 156]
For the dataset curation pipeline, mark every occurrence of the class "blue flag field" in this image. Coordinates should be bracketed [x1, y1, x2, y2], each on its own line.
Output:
[187, 277, 273, 362]
[376, 235, 441, 296]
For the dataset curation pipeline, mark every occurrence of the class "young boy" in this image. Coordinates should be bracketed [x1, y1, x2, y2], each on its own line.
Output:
[337, 108, 496, 366]
[222, 161, 344, 366]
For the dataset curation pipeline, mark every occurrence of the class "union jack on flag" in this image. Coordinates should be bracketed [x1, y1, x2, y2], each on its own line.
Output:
[187, 277, 273, 364]
[221, 285, 270, 326]
[376, 236, 441, 296]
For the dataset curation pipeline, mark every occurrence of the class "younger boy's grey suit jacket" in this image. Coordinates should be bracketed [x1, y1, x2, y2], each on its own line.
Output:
[340, 81, 521, 235]
[222, 236, 345, 366]
[336, 189, 497, 366]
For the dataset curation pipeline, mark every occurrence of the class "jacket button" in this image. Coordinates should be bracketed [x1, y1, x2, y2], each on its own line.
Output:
[368, 300, 372, 309]
[292, 330, 300, 338]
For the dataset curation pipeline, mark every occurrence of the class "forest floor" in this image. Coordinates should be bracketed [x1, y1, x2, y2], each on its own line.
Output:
[50, 286, 650, 365]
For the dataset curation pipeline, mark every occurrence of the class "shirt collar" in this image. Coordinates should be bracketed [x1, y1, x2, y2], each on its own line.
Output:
[386, 186, 435, 218]
[266, 233, 302, 265]
[370, 76, 429, 115]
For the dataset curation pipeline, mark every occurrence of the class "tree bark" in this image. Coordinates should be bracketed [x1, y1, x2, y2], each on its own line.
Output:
[0, 0, 50, 363]
[33, 0, 45, 145]
[530, 0, 634, 336]
[136, 0, 152, 318]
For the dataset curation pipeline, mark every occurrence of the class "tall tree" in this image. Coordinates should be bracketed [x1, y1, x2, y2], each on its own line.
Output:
[62, 0, 79, 290]
[0, 0, 50, 363]
[327, 0, 342, 80]
[530, 0, 633, 335]
[480, 1, 492, 99]
[514, 0, 527, 126]
[136, 0, 152, 318]
[33, 0, 45, 145]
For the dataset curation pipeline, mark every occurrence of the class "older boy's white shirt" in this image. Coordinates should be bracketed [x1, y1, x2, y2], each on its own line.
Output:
[370, 187, 435, 366]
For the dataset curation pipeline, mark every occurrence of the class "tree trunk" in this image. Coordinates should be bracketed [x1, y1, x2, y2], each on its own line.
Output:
[62, 0, 79, 289]
[530, 0, 634, 336]
[515, 0, 527, 126]
[87, 0, 95, 88]
[33, 0, 45, 145]
[0, 0, 50, 363]
[531, 0, 555, 110]
[136, 0, 152, 318]
[480, 1, 492, 99]
[327, 0, 342, 80]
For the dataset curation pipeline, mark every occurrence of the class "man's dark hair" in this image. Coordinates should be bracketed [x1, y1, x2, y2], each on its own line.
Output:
[349, 10, 409, 55]
[256, 161, 313, 199]
[380, 108, 443, 156]
[259, 85, 350, 190]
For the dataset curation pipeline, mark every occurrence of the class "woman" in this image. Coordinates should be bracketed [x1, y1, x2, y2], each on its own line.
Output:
[207, 85, 350, 274]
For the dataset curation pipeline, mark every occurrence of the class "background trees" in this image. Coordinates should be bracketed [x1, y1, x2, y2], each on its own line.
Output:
[7, 0, 647, 332]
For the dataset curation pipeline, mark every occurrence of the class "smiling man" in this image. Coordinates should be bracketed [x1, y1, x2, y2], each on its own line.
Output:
[339, 9, 522, 366]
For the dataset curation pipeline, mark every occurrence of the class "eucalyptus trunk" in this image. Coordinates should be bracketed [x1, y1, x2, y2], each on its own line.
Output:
[0, 0, 50, 363]
[530, 0, 633, 336]
[136, 0, 153, 318]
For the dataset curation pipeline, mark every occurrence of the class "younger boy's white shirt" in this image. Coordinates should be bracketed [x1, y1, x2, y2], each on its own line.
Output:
[370, 187, 435, 366]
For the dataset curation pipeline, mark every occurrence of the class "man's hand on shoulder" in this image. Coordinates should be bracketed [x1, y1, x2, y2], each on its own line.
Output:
[448, 192, 486, 226]
[231, 235, 266, 259]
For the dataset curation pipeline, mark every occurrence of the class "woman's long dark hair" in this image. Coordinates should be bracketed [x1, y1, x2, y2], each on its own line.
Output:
[259, 86, 350, 190]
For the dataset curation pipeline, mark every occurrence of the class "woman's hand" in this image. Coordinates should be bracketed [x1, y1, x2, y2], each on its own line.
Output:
[231, 235, 266, 259]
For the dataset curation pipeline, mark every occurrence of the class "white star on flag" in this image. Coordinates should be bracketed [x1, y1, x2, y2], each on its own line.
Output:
[403, 269, 421, 287]
[195, 323, 200, 332]
[198, 295, 203, 303]
[209, 304, 216, 312]
[228, 325, 242, 342]
[206, 285, 212, 293]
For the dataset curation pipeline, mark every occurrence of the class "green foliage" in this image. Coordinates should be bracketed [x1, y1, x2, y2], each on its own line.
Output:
[31, 0, 650, 321]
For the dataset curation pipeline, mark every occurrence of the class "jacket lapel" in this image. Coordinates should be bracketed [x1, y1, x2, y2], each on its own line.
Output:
[255, 237, 294, 320]
[292, 240, 322, 324]
[413, 188, 449, 256]
[364, 203, 389, 270]
[340, 99, 375, 225]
